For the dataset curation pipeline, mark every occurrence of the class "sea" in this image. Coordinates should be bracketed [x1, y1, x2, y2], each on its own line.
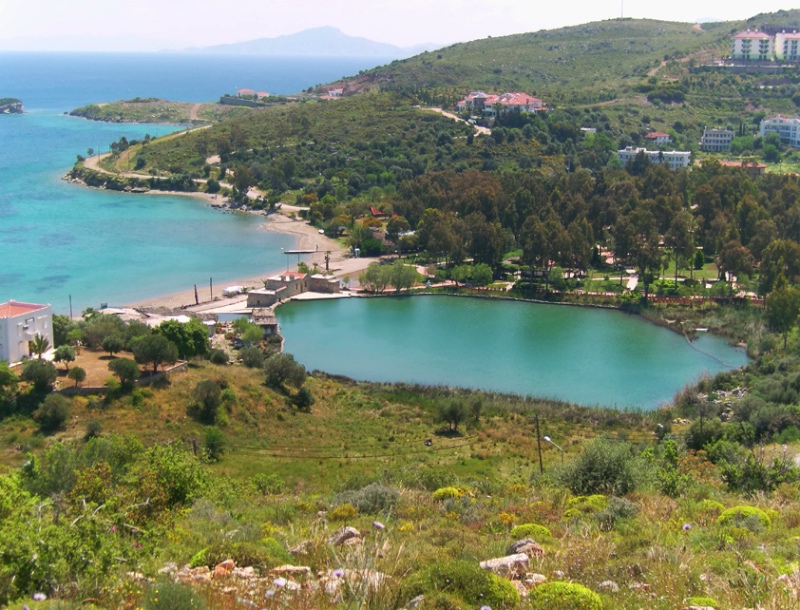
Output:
[0, 53, 390, 313]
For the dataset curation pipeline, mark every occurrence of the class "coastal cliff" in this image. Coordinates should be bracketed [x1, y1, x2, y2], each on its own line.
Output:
[0, 98, 23, 114]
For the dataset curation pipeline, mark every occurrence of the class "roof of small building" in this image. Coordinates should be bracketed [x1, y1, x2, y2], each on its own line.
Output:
[644, 131, 670, 139]
[719, 160, 767, 169]
[237, 88, 255, 94]
[267, 272, 307, 281]
[0, 301, 49, 318]
[256, 92, 270, 97]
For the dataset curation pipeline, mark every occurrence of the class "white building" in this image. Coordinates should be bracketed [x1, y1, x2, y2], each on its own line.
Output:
[643, 132, 672, 146]
[775, 31, 800, 61]
[0, 301, 53, 364]
[700, 127, 735, 152]
[760, 115, 800, 147]
[617, 147, 691, 170]
[731, 31, 774, 61]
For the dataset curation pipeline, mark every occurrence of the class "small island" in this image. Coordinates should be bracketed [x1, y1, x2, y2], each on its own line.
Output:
[0, 98, 24, 114]
[68, 97, 251, 125]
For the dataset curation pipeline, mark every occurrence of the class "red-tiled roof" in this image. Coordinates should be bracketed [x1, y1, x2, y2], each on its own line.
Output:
[645, 132, 670, 139]
[0, 301, 48, 318]
[256, 92, 270, 97]
[733, 31, 771, 39]
[237, 88, 255, 94]
[719, 160, 766, 169]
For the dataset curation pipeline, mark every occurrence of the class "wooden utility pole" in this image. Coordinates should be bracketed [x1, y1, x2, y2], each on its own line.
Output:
[535, 413, 544, 475]
[194, 284, 199, 305]
[209, 277, 213, 300]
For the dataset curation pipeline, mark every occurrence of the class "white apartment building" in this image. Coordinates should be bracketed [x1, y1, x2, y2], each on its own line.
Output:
[617, 147, 691, 170]
[731, 31, 774, 60]
[760, 115, 800, 147]
[776, 31, 800, 61]
[700, 127, 735, 152]
[0, 301, 53, 364]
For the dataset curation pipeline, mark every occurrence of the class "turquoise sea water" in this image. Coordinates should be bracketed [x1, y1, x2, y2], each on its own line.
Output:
[277, 296, 749, 409]
[0, 53, 389, 312]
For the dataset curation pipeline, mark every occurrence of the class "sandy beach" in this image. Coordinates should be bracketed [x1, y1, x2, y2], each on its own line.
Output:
[125, 201, 373, 311]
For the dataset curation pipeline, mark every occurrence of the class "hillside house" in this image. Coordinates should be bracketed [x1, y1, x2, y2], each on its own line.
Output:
[251, 309, 279, 336]
[760, 115, 800, 147]
[700, 127, 735, 152]
[0, 300, 53, 364]
[237, 89, 256, 98]
[456, 91, 544, 117]
[617, 147, 691, 170]
[643, 132, 672, 146]
[719, 159, 767, 177]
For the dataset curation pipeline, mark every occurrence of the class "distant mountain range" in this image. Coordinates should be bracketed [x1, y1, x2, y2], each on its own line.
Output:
[182, 26, 439, 59]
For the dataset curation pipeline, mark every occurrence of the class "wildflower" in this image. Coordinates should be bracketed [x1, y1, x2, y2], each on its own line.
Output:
[265, 589, 276, 598]
[273, 577, 287, 588]
[373, 521, 385, 530]
[33, 593, 47, 601]
[481, 606, 492, 610]
[332, 569, 344, 578]
[682, 523, 691, 531]
[23, 606, 30, 610]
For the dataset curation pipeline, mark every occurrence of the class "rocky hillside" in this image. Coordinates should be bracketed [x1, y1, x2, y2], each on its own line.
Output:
[0, 97, 23, 114]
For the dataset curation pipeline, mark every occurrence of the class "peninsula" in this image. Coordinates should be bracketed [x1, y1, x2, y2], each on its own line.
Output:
[0, 97, 23, 114]
[68, 97, 250, 124]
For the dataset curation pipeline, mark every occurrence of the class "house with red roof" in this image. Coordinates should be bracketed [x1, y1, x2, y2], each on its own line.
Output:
[644, 131, 672, 146]
[731, 30, 774, 61]
[456, 91, 545, 117]
[237, 89, 255, 98]
[0, 300, 53, 363]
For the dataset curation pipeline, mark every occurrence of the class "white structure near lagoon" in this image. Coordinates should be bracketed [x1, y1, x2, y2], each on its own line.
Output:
[760, 115, 800, 147]
[0, 300, 53, 364]
[617, 147, 691, 170]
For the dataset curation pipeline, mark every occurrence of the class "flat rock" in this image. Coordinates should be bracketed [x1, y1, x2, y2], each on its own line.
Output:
[507, 538, 546, 557]
[329, 526, 362, 546]
[598, 580, 620, 593]
[524, 573, 547, 586]
[289, 540, 314, 555]
[270, 565, 312, 577]
[479, 553, 530, 576]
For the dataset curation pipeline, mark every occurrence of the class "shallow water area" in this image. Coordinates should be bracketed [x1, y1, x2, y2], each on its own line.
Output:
[277, 295, 749, 409]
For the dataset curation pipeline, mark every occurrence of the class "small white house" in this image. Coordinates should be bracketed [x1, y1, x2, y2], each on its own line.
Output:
[617, 147, 691, 170]
[0, 300, 53, 364]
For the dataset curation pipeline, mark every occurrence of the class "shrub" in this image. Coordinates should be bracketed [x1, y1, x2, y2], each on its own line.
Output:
[142, 580, 206, 610]
[253, 473, 285, 496]
[263, 353, 306, 389]
[556, 439, 642, 495]
[329, 503, 359, 521]
[108, 357, 141, 385]
[717, 506, 771, 529]
[239, 347, 264, 368]
[510, 523, 552, 540]
[21, 359, 57, 392]
[700, 500, 725, 515]
[209, 349, 229, 365]
[433, 487, 462, 501]
[295, 385, 315, 411]
[687, 596, 719, 608]
[34, 394, 71, 433]
[529, 582, 602, 610]
[400, 559, 519, 609]
[191, 379, 222, 424]
[203, 427, 226, 461]
[595, 496, 638, 530]
[201, 537, 291, 569]
[334, 482, 400, 514]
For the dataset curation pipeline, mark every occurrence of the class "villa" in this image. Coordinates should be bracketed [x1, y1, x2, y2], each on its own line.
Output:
[456, 91, 545, 117]
[0, 300, 53, 364]
[617, 147, 691, 170]
[731, 30, 774, 61]
[643, 132, 672, 146]
[700, 127, 735, 152]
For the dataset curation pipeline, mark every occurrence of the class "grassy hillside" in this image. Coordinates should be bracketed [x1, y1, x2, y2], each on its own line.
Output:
[69, 98, 251, 125]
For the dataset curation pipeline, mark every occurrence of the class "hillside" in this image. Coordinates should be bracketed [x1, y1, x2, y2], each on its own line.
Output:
[0, 97, 23, 114]
[69, 98, 251, 125]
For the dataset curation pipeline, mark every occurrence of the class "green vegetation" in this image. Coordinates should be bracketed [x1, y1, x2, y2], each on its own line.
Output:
[69, 98, 250, 124]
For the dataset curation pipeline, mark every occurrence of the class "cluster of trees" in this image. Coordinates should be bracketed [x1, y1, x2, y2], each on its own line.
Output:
[359, 261, 422, 293]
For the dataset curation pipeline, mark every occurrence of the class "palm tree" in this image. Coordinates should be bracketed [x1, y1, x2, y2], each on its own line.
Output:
[31, 334, 50, 359]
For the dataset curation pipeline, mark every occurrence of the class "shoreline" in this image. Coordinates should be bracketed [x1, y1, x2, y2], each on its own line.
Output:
[122, 193, 372, 310]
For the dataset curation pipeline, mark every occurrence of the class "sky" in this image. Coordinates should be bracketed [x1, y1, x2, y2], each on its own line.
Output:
[0, 0, 795, 52]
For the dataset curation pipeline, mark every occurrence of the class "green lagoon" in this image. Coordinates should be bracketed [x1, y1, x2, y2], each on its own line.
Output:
[277, 295, 749, 409]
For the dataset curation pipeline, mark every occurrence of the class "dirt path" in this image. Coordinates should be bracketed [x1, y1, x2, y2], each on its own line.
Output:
[189, 103, 201, 121]
[425, 107, 492, 136]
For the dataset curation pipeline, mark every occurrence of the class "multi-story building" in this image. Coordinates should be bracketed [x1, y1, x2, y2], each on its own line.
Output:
[775, 31, 800, 61]
[617, 147, 691, 170]
[0, 300, 53, 363]
[760, 115, 800, 147]
[731, 30, 774, 60]
[700, 127, 735, 152]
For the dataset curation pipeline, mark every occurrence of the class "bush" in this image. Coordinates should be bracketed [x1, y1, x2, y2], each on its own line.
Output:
[400, 559, 519, 609]
[510, 523, 552, 540]
[334, 482, 400, 514]
[191, 379, 222, 424]
[432, 487, 462, 501]
[556, 438, 642, 495]
[294, 385, 315, 411]
[202, 537, 292, 569]
[263, 353, 306, 389]
[142, 580, 206, 610]
[252, 473, 285, 495]
[594, 496, 638, 530]
[717, 505, 771, 529]
[203, 427, 226, 461]
[687, 596, 719, 608]
[34, 394, 71, 433]
[108, 357, 141, 385]
[239, 347, 264, 368]
[209, 349, 229, 365]
[21, 359, 57, 392]
[529, 582, 602, 610]
[329, 503, 359, 521]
